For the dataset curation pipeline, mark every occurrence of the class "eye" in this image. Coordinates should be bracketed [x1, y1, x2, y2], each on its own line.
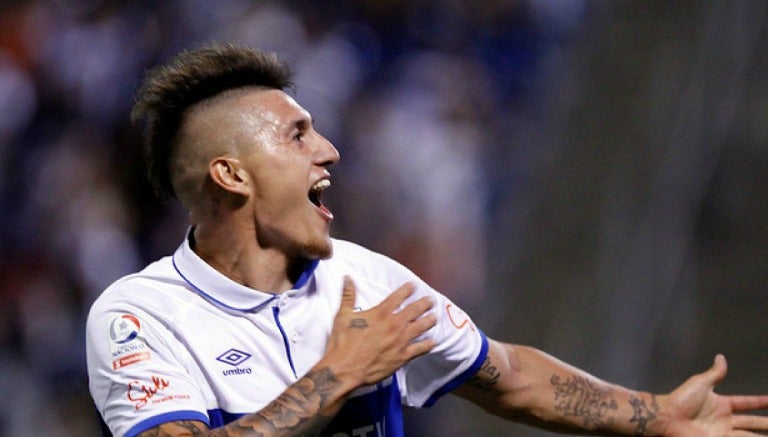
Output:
[294, 132, 304, 142]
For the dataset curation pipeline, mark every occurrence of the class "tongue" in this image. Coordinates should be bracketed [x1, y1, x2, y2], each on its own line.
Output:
[318, 203, 334, 220]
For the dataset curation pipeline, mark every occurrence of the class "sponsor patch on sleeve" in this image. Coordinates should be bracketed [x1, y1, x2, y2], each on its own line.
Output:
[108, 314, 151, 369]
[126, 374, 191, 410]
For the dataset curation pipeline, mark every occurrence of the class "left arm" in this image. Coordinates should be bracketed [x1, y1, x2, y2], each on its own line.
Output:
[453, 339, 768, 436]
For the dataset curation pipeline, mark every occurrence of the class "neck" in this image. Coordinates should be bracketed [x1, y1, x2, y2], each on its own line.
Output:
[191, 222, 302, 294]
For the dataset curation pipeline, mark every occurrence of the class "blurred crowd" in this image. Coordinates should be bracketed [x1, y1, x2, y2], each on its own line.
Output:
[1, 1, 766, 436]
[0, 1, 583, 434]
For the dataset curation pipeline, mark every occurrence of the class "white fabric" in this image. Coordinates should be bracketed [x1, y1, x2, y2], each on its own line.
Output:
[86, 234, 486, 437]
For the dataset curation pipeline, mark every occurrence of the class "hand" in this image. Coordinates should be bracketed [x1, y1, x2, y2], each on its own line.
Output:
[662, 354, 768, 436]
[322, 276, 437, 387]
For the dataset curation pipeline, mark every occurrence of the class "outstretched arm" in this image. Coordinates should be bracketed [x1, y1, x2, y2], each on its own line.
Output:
[137, 277, 437, 437]
[453, 339, 768, 436]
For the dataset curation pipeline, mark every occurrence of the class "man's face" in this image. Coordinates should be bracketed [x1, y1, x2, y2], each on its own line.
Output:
[214, 88, 340, 259]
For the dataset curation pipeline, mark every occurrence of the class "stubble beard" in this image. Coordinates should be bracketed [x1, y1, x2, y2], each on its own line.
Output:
[301, 237, 333, 260]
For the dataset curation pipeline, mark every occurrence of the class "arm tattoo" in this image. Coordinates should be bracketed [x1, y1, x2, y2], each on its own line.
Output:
[550, 375, 618, 430]
[137, 369, 341, 436]
[138, 420, 206, 436]
[629, 394, 660, 436]
[223, 366, 341, 435]
[465, 356, 501, 391]
[348, 318, 368, 329]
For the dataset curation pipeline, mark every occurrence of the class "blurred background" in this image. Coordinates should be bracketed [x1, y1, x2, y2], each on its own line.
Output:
[0, 0, 766, 435]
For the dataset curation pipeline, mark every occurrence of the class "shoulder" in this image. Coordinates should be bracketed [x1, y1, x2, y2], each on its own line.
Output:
[327, 238, 416, 281]
[329, 238, 381, 257]
[320, 239, 436, 308]
[87, 255, 183, 325]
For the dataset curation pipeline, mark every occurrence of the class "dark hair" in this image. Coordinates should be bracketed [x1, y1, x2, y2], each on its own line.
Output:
[131, 43, 293, 199]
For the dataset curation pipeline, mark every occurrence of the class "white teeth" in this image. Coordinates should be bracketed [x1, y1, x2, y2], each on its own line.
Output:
[310, 179, 330, 192]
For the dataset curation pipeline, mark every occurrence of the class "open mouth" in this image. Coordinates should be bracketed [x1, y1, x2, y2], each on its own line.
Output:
[309, 179, 333, 219]
[308, 179, 329, 206]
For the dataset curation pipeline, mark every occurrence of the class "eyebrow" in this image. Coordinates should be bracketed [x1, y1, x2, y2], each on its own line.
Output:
[296, 117, 312, 130]
[286, 116, 312, 135]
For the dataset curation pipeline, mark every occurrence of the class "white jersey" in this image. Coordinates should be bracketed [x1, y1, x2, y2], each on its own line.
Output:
[86, 232, 488, 437]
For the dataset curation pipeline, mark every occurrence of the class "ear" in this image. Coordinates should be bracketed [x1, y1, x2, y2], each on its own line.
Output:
[208, 156, 250, 196]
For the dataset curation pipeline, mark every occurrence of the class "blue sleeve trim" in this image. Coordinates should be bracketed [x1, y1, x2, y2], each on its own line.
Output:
[422, 329, 489, 408]
[124, 410, 210, 437]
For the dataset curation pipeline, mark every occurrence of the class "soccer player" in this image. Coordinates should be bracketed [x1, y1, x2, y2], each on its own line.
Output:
[86, 44, 768, 437]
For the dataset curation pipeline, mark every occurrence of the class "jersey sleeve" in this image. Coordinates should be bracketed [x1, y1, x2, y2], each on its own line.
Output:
[86, 295, 210, 437]
[396, 283, 488, 408]
[356, 248, 488, 408]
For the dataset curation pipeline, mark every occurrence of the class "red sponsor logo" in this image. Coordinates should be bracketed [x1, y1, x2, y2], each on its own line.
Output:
[127, 376, 170, 410]
[113, 351, 151, 369]
[445, 304, 475, 331]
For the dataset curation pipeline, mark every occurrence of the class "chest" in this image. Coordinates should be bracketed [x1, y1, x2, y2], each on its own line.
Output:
[174, 295, 338, 409]
[170, 271, 393, 410]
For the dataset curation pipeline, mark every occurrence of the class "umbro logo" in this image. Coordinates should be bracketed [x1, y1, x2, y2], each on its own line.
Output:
[216, 348, 251, 367]
[217, 348, 253, 376]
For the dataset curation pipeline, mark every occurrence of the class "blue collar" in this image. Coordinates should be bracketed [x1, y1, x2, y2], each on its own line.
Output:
[172, 228, 319, 312]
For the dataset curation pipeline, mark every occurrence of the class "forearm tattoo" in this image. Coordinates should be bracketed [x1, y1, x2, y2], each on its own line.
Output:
[138, 420, 207, 436]
[139, 368, 342, 436]
[465, 356, 501, 391]
[220, 367, 341, 435]
[550, 375, 618, 430]
[629, 394, 659, 436]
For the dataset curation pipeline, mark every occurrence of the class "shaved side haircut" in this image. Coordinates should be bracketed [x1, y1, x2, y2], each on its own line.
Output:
[131, 43, 293, 200]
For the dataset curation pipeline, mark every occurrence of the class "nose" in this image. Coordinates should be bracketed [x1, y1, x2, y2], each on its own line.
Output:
[315, 133, 340, 167]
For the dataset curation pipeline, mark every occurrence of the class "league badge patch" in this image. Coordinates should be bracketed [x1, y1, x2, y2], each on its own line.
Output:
[108, 314, 151, 369]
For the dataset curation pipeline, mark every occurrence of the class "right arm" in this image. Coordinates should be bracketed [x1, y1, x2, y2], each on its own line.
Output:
[138, 276, 437, 437]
